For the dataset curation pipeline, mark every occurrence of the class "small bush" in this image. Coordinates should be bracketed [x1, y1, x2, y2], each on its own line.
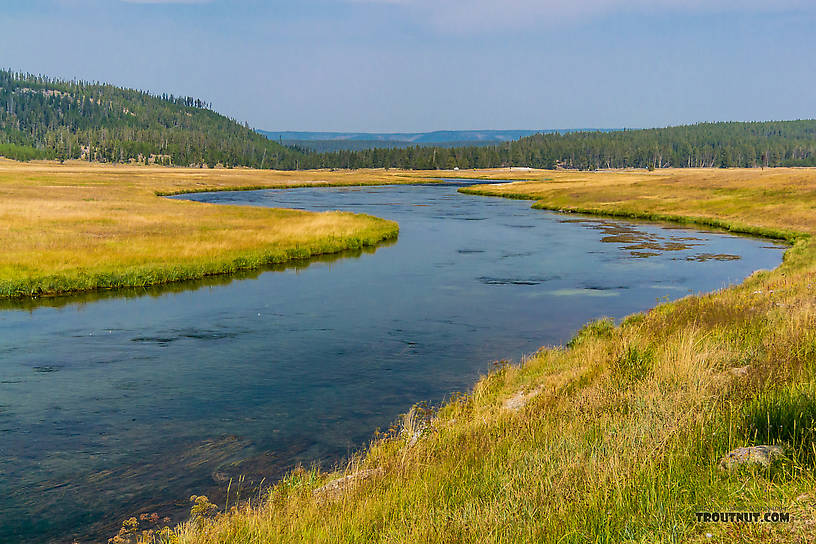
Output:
[189, 495, 218, 521]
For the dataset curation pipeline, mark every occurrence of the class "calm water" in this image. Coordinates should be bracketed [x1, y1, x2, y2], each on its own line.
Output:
[0, 181, 786, 543]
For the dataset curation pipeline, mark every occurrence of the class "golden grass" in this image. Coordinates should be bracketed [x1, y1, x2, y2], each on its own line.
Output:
[120, 167, 816, 544]
[458, 167, 816, 240]
[0, 160, 421, 297]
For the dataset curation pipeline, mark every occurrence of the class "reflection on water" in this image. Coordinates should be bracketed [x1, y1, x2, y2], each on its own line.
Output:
[0, 244, 389, 313]
[0, 181, 787, 543]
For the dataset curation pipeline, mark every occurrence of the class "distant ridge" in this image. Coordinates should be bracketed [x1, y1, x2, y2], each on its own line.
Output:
[285, 120, 816, 170]
[260, 129, 551, 143]
[259, 129, 618, 153]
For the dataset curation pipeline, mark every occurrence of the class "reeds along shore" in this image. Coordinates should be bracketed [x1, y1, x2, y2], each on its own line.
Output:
[115, 167, 816, 544]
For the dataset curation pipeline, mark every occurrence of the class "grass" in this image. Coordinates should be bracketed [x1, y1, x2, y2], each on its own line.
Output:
[0, 160, 426, 298]
[456, 167, 816, 243]
[113, 167, 816, 544]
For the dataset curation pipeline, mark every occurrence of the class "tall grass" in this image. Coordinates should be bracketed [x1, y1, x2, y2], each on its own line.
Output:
[741, 386, 816, 465]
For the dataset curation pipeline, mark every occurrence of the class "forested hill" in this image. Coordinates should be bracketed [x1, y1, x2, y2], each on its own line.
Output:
[2, 70, 815, 171]
[300, 120, 816, 170]
[0, 70, 302, 168]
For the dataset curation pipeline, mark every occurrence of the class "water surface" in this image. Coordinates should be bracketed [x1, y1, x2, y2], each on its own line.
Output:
[0, 181, 786, 542]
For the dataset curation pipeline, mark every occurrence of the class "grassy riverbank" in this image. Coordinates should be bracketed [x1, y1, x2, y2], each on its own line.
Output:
[133, 168, 816, 544]
[0, 160, 413, 298]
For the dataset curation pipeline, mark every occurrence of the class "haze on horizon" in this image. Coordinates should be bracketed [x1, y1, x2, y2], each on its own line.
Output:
[2, 0, 814, 133]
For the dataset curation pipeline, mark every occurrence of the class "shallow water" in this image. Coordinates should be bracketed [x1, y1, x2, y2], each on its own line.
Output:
[0, 180, 786, 543]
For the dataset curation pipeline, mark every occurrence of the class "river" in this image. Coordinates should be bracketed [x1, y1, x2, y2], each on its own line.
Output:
[0, 180, 786, 542]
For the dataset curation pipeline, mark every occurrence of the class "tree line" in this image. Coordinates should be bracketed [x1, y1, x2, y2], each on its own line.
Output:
[2, 70, 816, 170]
[302, 121, 816, 170]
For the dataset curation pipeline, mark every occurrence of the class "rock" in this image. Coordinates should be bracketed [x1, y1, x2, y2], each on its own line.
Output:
[503, 386, 543, 412]
[503, 391, 528, 411]
[401, 405, 431, 448]
[729, 365, 749, 377]
[211, 471, 230, 483]
[313, 468, 383, 502]
[718, 445, 784, 471]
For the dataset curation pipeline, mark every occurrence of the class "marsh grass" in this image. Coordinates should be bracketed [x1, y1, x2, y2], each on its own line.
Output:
[457, 168, 816, 244]
[121, 167, 816, 544]
[0, 160, 413, 298]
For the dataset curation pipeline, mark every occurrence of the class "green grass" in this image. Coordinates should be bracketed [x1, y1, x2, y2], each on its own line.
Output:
[0, 221, 397, 298]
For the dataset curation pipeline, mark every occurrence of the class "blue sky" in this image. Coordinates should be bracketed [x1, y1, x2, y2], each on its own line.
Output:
[1, 0, 814, 132]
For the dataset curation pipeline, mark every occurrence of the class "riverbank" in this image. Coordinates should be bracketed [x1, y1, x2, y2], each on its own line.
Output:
[146, 167, 816, 544]
[0, 160, 414, 298]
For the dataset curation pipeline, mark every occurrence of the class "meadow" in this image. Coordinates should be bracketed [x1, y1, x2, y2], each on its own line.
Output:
[0, 160, 414, 298]
[120, 167, 816, 544]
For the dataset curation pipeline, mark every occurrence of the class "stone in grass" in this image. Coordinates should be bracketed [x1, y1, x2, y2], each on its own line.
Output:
[718, 445, 785, 472]
[313, 468, 384, 503]
[503, 386, 544, 412]
[729, 365, 749, 377]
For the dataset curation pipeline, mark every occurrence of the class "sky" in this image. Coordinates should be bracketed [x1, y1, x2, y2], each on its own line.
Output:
[1, 0, 814, 132]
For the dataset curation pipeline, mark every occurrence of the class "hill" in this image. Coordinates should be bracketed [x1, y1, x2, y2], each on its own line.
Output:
[272, 139, 503, 153]
[297, 120, 816, 170]
[260, 129, 547, 144]
[0, 70, 303, 168]
[260, 129, 613, 153]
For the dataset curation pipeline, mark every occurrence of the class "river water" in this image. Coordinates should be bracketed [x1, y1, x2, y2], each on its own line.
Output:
[0, 180, 786, 542]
